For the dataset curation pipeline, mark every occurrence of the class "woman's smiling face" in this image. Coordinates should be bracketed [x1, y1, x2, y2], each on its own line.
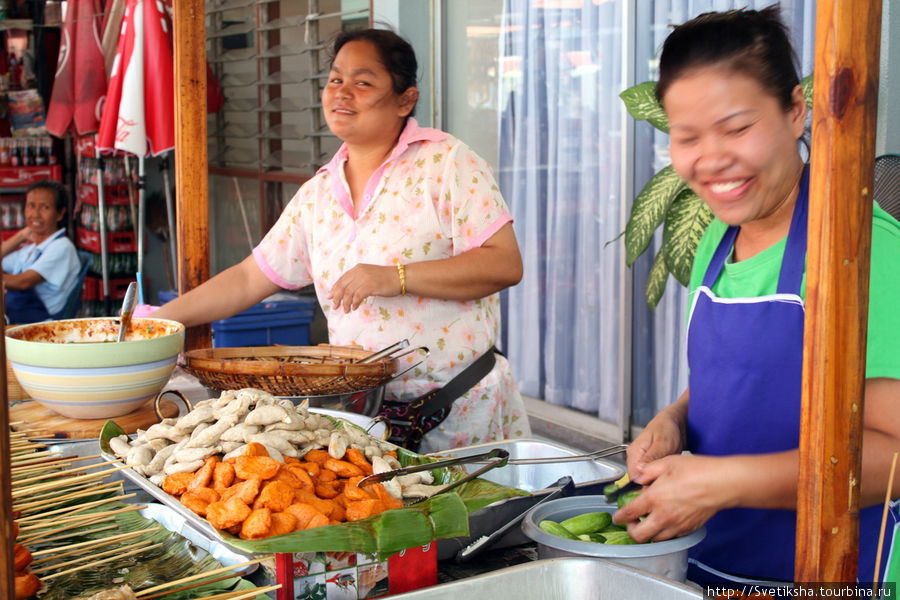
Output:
[24, 187, 64, 242]
[663, 66, 807, 229]
[322, 40, 416, 147]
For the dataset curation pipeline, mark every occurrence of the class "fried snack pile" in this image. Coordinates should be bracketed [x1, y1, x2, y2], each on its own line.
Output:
[163, 441, 405, 539]
[13, 513, 42, 600]
[107, 388, 397, 485]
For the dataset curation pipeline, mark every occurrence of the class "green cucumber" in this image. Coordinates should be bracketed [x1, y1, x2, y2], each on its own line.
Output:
[560, 511, 613, 535]
[599, 523, 627, 533]
[538, 520, 580, 541]
[600, 530, 640, 545]
[616, 489, 642, 509]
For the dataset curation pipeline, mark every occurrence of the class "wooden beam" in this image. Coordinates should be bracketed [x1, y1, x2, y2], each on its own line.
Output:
[173, 0, 212, 351]
[796, 0, 883, 582]
[1, 292, 15, 600]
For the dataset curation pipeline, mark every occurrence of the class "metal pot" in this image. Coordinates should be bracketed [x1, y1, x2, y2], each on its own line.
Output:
[282, 384, 386, 417]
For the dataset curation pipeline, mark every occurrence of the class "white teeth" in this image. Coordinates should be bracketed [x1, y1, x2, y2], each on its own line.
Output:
[709, 180, 745, 193]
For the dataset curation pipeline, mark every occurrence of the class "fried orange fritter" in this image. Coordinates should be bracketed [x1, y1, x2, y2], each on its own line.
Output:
[233, 455, 281, 480]
[253, 480, 294, 513]
[181, 486, 221, 517]
[212, 461, 236, 494]
[188, 456, 220, 490]
[239, 507, 272, 540]
[162, 472, 194, 496]
[269, 511, 298, 537]
[206, 496, 252, 531]
[285, 502, 329, 531]
[220, 476, 262, 505]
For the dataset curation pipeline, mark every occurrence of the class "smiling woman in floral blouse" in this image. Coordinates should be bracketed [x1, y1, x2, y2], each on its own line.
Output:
[155, 28, 531, 452]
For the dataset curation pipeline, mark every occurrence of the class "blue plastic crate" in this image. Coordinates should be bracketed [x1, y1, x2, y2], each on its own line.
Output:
[160, 290, 317, 347]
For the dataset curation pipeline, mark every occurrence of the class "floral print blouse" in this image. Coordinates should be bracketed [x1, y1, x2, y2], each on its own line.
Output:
[253, 118, 530, 451]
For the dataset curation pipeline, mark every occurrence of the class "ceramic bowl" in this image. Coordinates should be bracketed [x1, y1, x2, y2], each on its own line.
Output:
[521, 495, 706, 582]
[6, 317, 185, 419]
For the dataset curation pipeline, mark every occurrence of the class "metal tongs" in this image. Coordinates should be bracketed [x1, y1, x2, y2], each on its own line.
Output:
[429, 443, 627, 466]
[357, 448, 510, 503]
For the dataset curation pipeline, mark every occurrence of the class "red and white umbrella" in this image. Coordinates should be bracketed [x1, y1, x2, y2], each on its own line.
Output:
[97, 0, 175, 156]
[45, 0, 107, 137]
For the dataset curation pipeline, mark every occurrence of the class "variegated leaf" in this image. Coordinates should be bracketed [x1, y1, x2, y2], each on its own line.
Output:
[801, 74, 814, 109]
[625, 165, 686, 266]
[645, 249, 670, 310]
[619, 81, 669, 133]
[662, 188, 714, 286]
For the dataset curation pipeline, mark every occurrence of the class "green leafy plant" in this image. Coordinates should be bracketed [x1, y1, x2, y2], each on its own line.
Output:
[618, 75, 813, 308]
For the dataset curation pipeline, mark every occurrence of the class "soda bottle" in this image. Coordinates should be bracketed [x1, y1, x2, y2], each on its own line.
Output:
[45, 138, 57, 165]
[9, 138, 20, 166]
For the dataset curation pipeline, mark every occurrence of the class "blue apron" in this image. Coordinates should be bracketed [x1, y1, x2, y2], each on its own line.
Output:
[684, 166, 891, 584]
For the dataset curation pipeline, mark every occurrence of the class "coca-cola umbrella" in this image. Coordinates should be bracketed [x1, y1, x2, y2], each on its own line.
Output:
[98, 0, 177, 303]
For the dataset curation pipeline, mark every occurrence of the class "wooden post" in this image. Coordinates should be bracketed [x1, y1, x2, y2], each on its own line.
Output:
[1, 292, 15, 600]
[173, 0, 212, 351]
[796, 0, 883, 582]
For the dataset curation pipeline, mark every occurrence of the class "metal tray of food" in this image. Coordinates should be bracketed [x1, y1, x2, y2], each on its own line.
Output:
[99, 447, 240, 552]
[140, 503, 258, 575]
[433, 439, 626, 560]
[47, 439, 156, 503]
[389, 557, 704, 599]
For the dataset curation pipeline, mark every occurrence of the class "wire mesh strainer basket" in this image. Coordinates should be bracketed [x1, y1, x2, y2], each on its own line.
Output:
[183, 345, 400, 396]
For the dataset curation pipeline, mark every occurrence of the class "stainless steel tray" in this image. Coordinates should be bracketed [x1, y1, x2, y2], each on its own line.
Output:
[389, 557, 704, 599]
[99, 448, 243, 553]
[140, 503, 257, 575]
[47, 439, 156, 503]
[434, 439, 626, 559]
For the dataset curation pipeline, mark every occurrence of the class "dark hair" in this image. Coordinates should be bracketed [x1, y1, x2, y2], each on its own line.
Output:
[330, 28, 418, 116]
[656, 6, 800, 112]
[26, 179, 69, 226]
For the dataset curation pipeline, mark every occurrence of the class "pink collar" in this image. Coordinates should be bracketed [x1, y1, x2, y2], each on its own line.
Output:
[321, 118, 448, 219]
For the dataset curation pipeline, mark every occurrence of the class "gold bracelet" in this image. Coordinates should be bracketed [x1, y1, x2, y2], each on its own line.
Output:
[397, 263, 406, 296]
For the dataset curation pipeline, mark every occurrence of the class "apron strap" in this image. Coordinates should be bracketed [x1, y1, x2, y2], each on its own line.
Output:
[776, 165, 810, 295]
[701, 164, 810, 295]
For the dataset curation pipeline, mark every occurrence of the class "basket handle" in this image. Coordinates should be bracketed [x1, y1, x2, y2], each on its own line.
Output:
[154, 388, 194, 422]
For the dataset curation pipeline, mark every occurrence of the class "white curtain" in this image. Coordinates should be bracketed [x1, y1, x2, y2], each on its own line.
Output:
[499, 0, 817, 425]
[499, 0, 626, 422]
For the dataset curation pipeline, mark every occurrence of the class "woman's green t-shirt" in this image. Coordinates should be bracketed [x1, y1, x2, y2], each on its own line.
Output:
[688, 203, 900, 379]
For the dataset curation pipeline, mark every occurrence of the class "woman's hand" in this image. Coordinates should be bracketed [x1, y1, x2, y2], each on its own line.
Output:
[328, 264, 400, 313]
[614, 453, 733, 542]
[1, 227, 32, 259]
[626, 391, 688, 484]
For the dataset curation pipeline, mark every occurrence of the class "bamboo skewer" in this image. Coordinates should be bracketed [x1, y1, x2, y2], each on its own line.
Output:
[11, 454, 102, 475]
[16, 493, 136, 524]
[31, 539, 157, 574]
[29, 523, 119, 545]
[135, 557, 268, 596]
[14, 480, 123, 511]
[42, 542, 165, 580]
[9, 450, 62, 464]
[873, 451, 898, 595]
[18, 506, 143, 545]
[13, 460, 126, 486]
[12, 464, 130, 497]
[140, 573, 241, 600]
[8, 442, 48, 452]
[31, 526, 160, 559]
[191, 584, 281, 600]
[18, 503, 146, 532]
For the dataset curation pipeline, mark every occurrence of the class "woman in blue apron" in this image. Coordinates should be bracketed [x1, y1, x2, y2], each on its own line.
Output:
[614, 7, 900, 586]
[2, 180, 81, 324]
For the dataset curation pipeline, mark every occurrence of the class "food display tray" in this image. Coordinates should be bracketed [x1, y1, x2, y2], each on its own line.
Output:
[100, 446, 242, 552]
[432, 439, 626, 560]
[389, 557, 704, 599]
[140, 503, 257, 575]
